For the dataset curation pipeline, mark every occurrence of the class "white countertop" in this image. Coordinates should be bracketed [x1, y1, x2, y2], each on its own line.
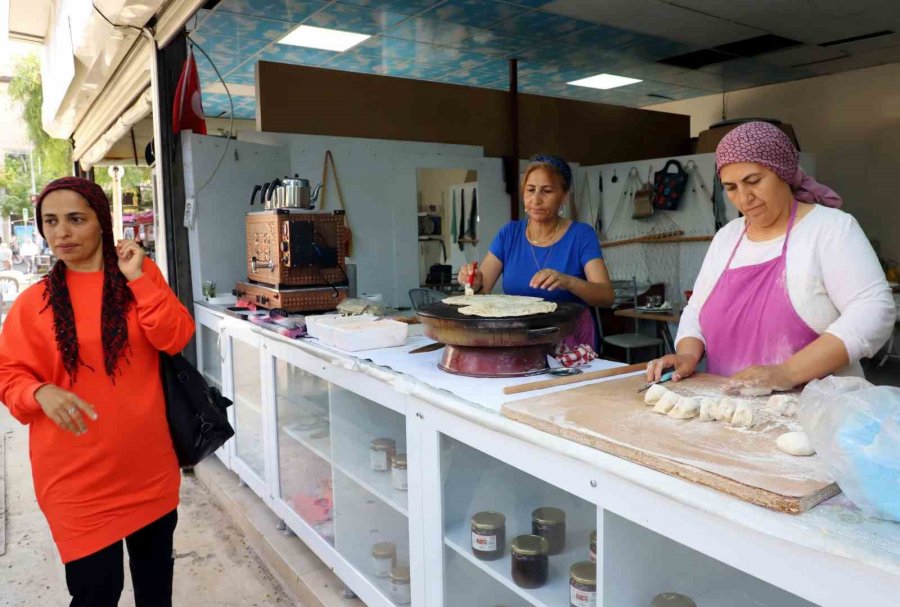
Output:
[201, 303, 900, 580]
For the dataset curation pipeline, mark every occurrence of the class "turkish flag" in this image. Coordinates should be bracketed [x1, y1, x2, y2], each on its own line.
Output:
[172, 47, 207, 135]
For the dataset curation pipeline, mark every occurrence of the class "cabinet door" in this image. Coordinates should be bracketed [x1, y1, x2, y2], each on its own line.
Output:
[272, 355, 334, 544]
[223, 323, 267, 498]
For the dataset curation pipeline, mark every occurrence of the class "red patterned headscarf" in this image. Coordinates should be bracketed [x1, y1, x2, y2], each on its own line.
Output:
[715, 121, 842, 208]
[36, 177, 135, 382]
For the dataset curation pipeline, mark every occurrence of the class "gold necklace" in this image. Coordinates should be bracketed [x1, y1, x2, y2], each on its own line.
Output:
[526, 219, 560, 245]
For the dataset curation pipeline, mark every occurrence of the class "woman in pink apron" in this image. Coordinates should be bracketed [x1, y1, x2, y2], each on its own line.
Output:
[459, 155, 615, 349]
[647, 122, 895, 391]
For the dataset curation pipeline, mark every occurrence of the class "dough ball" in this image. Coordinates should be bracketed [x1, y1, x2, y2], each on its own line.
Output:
[766, 394, 800, 418]
[644, 383, 669, 405]
[668, 397, 701, 420]
[731, 400, 754, 428]
[698, 398, 718, 422]
[776, 431, 816, 456]
[739, 386, 773, 397]
[652, 391, 681, 414]
[714, 397, 737, 423]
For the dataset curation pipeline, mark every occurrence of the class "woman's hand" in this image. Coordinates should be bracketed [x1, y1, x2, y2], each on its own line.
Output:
[35, 384, 98, 435]
[458, 263, 483, 291]
[724, 364, 797, 394]
[646, 354, 699, 383]
[530, 269, 571, 292]
[116, 239, 145, 281]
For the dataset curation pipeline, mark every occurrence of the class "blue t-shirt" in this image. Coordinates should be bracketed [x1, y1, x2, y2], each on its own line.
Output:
[489, 220, 603, 304]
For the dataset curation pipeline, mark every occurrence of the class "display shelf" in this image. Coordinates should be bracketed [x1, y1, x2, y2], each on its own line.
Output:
[602, 511, 814, 607]
[440, 435, 596, 607]
[234, 398, 266, 480]
[333, 469, 411, 606]
[277, 427, 334, 545]
[443, 547, 531, 607]
[444, 519, 594, 607]
[330, 384, 408, 517]
[331, 446, 408, 518]
[281, 423, 332, 464]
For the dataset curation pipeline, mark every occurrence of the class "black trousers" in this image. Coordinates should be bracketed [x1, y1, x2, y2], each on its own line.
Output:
[65, 509, 178, 607]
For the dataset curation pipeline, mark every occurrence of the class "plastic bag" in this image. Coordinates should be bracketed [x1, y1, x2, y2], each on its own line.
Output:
[798, 376, 900, 521]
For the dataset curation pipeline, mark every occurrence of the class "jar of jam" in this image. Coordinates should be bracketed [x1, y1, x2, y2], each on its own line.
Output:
[391, 453, 408, 491]
[589, 530, 597, 563]
[389, 565, 411, 605]
[531, 507, 566, 555]
[510, 534, 549, 589]
[569, 561, 597, 607]
[371, 541, 396, 578]
[471, 511, 505, 561]
[370, 438, 396, 472]
[650, 593, 696, 607]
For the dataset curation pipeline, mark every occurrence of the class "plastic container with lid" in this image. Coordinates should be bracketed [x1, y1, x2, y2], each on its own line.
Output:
[391, 453, 408, 491]
[370, 438, 396, 472]
[532, 507, 567, 555]
[510, 534, 549, 589]
[471, 511, 506, 561]
[389, 565, 411, 605]
[371, 541, 396, 578]
[569, 561, 597, 607]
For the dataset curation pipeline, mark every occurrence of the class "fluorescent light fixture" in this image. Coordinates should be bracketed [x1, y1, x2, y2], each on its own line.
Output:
[567, 73, 642, 90]
[278, 24, 370, 52]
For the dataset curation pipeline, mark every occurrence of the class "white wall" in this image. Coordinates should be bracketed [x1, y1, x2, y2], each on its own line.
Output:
[646, 63, 900, 265]
[239, 131, 511, 308]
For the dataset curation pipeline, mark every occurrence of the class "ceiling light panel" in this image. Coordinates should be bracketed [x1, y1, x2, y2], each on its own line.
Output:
[278, 25, 370, 52]
[568, 73, 642, 89]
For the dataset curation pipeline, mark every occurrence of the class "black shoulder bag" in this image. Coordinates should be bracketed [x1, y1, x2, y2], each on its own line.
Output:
[160, 352, 234, 468]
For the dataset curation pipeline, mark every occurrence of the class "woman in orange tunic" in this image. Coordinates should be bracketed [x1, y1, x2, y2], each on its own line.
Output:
[0, 177, 195, 607]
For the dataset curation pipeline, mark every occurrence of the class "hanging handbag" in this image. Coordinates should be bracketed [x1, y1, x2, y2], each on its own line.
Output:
[652, 159, 688, 211]
[161, 352, 234, 468]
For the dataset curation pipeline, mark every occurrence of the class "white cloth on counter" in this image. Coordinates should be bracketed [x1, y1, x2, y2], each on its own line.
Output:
[331, 335, 625, 413]
[677, 205, 896, 375]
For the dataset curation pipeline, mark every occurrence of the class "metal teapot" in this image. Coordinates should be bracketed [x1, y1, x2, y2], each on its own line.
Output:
[282, 174, 322, 209]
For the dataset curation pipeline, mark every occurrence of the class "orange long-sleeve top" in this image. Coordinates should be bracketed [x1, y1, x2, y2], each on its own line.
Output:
[0, 258, 195, 563]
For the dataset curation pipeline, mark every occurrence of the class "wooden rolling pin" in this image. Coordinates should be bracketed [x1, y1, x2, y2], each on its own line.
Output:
[503, 362, 647, 395]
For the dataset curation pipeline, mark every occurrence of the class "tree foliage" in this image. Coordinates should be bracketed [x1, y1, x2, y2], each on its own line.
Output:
[0, 53, 72, 218]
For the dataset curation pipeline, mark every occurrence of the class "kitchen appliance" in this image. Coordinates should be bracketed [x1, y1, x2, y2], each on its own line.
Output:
[236, 209, 348, 313]
[234, 281, 347, 313]
[251, 175, 323, 210]
[415, 302, 582, 377]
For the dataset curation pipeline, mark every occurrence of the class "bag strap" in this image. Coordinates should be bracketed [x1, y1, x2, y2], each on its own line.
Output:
[320, 150, 347, 213]
[662, 159, 684, 174]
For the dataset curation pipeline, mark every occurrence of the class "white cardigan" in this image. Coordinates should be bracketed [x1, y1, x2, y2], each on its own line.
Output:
[676, 205, 896, 376]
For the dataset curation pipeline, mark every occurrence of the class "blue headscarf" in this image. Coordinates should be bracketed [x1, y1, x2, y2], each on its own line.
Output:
[529, 154, 572, 192]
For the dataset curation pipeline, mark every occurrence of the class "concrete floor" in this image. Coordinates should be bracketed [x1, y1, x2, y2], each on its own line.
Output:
[0, 407, 301, 607]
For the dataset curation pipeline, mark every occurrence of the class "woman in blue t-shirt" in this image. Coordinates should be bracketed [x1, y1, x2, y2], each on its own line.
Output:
[458, 154, 615, 347]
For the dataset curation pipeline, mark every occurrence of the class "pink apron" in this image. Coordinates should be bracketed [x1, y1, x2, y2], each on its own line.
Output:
[563, 307, 596, 350]
[699, 203, 819, 377]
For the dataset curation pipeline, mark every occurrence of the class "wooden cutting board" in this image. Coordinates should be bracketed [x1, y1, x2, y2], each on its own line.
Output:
[501, 373, 840, 514]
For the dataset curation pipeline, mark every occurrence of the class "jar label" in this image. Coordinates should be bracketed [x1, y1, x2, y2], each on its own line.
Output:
[570, 586, 596, 607]
[390, 581, 411, 605]
[472, 531, 497, 552]
[392, 468, 408, 491]
[370, 449, 389, 471]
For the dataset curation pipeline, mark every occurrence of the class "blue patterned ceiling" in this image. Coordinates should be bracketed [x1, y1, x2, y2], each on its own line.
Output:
[190, 0, 819, 120]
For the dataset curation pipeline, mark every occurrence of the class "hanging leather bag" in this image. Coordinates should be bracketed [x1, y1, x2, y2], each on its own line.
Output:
[161, 352, 234, 467]
[652, 159, 688, 211]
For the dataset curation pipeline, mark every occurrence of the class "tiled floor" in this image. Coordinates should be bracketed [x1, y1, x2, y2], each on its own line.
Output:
[0, 407, 302, 607]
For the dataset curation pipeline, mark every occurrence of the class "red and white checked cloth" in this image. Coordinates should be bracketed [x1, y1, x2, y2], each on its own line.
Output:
[553, 343, 598, 367]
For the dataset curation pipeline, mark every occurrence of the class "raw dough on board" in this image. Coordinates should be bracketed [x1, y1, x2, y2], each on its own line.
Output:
[652, 391, 681, 415]
[668, 397, 701, 420]
[644, 383, 669, 405]
[776, 431, 815, 456]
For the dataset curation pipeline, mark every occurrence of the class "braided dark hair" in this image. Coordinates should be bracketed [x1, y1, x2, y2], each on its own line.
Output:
[36, 177, 135, 382]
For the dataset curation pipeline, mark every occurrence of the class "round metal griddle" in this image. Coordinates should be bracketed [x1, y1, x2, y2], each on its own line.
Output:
[416, 301, 583, 377]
